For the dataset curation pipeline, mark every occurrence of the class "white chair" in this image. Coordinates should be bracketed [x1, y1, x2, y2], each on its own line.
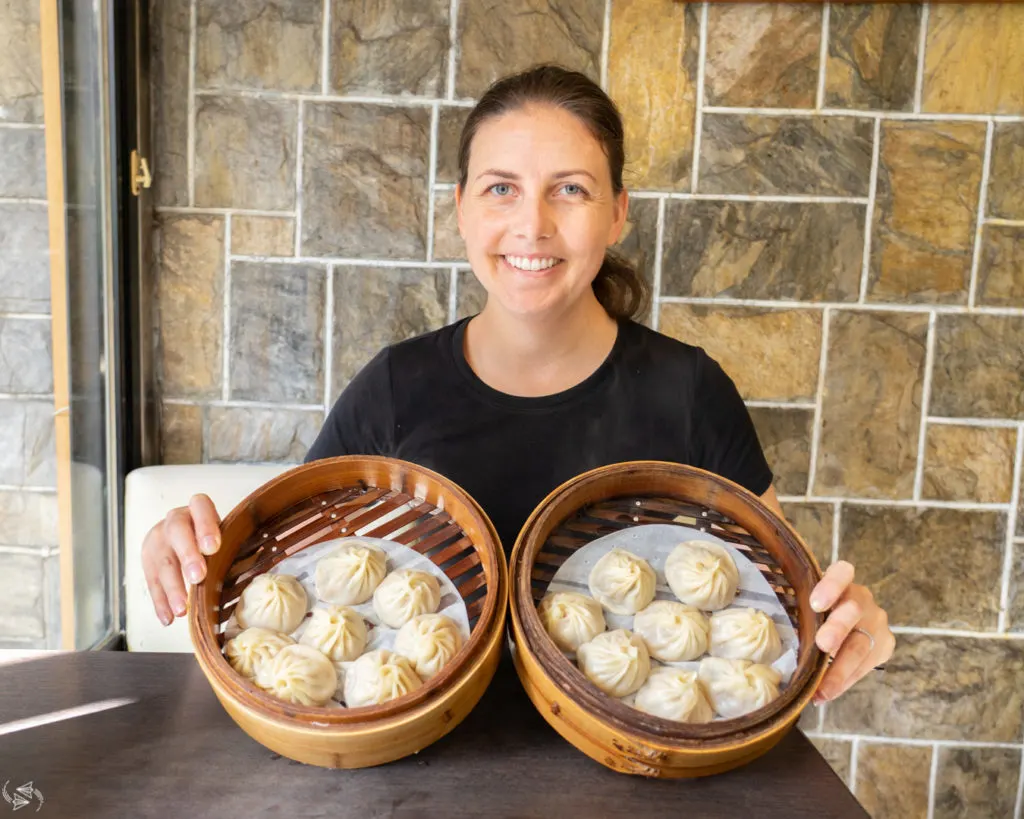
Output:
[123, 464, 290, 652]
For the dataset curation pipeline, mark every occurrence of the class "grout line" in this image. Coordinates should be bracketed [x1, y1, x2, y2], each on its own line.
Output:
[985, 218, 1024, 228]
[0, 312, 51, 321]
[0, 545, 58, 560]
[849, 738, 860, 793]
[806, 732, 1024, 750]
[700, 106, 1024, 125]
[652, 192, 869, 205]
[434, 183, 456, 191]
[0, 197, 48, 206]
[926, 416, 1022, 429]
[154, 206, 296, 217]
[657, 295, 1024, 316]
[914, 4, 929, 114]
[600, 0, 612, 91]
[187, 0, 197, 206]
[776, 495, 1011, 512]
[294, 100, 305, 256]
[0, 486, 58, 495]
[997, 425, 1024, 633]
[690, 3, 709, 193]
[831, 501, 841, 568]
[805, 307, 831, 496]
[651, 197, 666, 330]
[967, 120, 995, 309]
[890, 626, 1023, 639]
[193, 87, 446, 108]
[817, 700, 825, 733]
[320, 0, 331, 95]
[0, 122, 45, 130]
[815, 3, 830, 111]
[0, 394, 54, 401]
[228, 254, 469, 270]
[448, 267, 458, 324]
[926, 742, 939, 819]
[912, 312, 937, 501]
[426, 103, 440, 263]
[446, 0, 459, 100]
[745, 399, 817, 410]
[859, 117, 882, 303]
[323, 264, 334, 410]
[1014, 748, 1024, 819]
[221, 215, 232, 402]
[162, 397, 326, 412]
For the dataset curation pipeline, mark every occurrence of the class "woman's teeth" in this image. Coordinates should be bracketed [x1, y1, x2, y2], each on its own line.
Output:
[503, 255, 561, 271]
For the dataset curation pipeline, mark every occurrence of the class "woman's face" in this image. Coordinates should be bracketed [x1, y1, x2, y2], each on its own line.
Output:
[455, 103, 629, 319]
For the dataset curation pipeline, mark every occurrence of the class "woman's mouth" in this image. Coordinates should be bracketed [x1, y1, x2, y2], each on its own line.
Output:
[500, 255, 565, 275]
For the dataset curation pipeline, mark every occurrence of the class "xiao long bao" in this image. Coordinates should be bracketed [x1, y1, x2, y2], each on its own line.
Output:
[537, 591, 607, 652]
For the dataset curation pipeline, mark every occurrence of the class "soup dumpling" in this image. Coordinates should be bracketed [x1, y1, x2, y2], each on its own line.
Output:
[588, 549, 656, 615]
[633, 666, 714, 723]
[632, 600, 709, 662]
[255, 644, 338, 707]
[709, 607, 782, 664]
[537, 591, 606, 653]
[224, 627, 295, 679]
[665, 541, 739, 611]
[235, 573, 308, 634]
[343, 649, 423, 708]
[577, 629, 651, 698]
[393, 613, 464, 680]
[315, 540, 387, 605]
[698, 656, 781, 719]
[299, 605, 368, 663]
[372, 569, 441, 628]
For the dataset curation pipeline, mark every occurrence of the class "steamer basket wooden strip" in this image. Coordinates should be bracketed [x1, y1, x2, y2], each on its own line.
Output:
[441, 551, 481, 582]
[361, 500, 434, 539]
[233, 488, 363, 560]
[455, 571, 487, 597]
[403, 521, 463, 555]
[390, 512, 454, 547]
[333, 492, 414, 534]
[424, 536, 475, 569]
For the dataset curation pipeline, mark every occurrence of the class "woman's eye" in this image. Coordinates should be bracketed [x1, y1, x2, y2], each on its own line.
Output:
[562, 183, 585, 196]
[489, 183, 512, 196]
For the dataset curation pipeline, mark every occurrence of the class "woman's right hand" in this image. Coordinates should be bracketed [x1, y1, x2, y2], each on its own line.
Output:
[141, 494, 222, 626]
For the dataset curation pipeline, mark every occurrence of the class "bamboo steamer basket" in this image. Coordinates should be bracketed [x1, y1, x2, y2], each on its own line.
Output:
[188, 456, 507, 769]
[509, 461, 828, 778]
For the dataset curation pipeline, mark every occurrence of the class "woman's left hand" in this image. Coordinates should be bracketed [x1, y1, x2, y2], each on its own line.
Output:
[809, 561, 895, 704]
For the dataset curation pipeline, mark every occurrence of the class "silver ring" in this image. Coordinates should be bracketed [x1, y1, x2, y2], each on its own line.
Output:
[853, 626, 876, 652]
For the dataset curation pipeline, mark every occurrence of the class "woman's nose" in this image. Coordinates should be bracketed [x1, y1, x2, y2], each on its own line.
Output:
[514, 196, 555, 241]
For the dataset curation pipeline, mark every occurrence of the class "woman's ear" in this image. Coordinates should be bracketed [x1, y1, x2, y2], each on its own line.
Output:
[606, 188, 629, 246]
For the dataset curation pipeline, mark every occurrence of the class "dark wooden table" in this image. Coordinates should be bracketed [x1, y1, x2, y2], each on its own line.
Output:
[0, 650, 867, 818]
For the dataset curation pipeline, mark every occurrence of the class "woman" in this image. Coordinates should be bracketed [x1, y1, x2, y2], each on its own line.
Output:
[143, 65, 894, 705]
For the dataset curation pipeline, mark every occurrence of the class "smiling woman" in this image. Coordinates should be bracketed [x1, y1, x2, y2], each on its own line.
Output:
[141, 64, 894, 708]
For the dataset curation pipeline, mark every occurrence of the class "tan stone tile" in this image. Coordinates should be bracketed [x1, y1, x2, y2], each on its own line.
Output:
[456, 270, 486, 320]
[825, 6, 920, 111]
[855, 743, 932, 819]
[0, 127, 45, 199]
[455, 0, 603, 99]
[839, 506, 1005, 630]
[0, 317, 52, 394]
[194, 95, 297, 210]
[149, 0, 190, 206]
[0, 0, 42, 123]
[231, 215, 294, 258]
[661, 200, 864, 302]
[1010, 541, 1024, 630]
[814, 311, 927, 499]
[922, 6, 1024, 115]
[659, 306, 822, 402]
[0, 554, 44, 640]
[699, 115, 873, 196]
[207, 406, 322, 463]
[155, 214, 224, 399]
[868, 121, 986, 304]
[934, 747, 1022, 819]
[809, 736, 852, 787]
[612, 198, 659, 327]
[331, 0, 448, 96]
[432, 191, 465, 262]
[436, 106, 471, 185]
[0, 490, 58, 547]
[988, 122, 1024, 221]
[797, 701, 821, 733]
[976, 224, 1024, 308]
[705, 5, 821, 108]
[160, 403, 203, 465]
[749, 407, 813, 497]
[229, 262, 325, 404]
[197, 0, 322, 92]
[607, 0, 697, 191]
[0, 204, 50, 314]
[780, 502, 835, 571]
[822, 635, 1024, 741]
[930, 315, 1024, 420]
[332, 267, 448, 396]
[301, 102, 429, 259]
[923, 424, 1015, 504]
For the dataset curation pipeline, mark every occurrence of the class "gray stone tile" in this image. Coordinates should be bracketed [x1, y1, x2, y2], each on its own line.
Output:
[854, 742, 932, 819]
[160, 403, 203, 465]
[0, 126, 45, 198]
[231, 215, 294, 257]
[436, 106, 471, 185]
[661, 200, 864, 302]
[976, 224, 1024, 308]
[194, 95, 297, 210]
[0, 401, 55, 486]
[0, 490, 57, 547]
[229, 262, 325, 404]
[0, 553, 44, 640]
[301, 102, 429, 259]
[934, 746, 1022, 819]
[197, 0, 322, 92]
[749, 406, 813, 496]
[0, 318, 52, 394]
[332, 266, 448, 396]
[455, 0, 603, 99]
[148, 0, 190, 206]
[0, 0, 43, 123]
[781, 502, 835, 571]
[331, 0, 448, 96]
[0, 203, 50, 313]
[207, 406, 322, 463]
[455, 269, 486, 320]
[988, 122, 1024, 221]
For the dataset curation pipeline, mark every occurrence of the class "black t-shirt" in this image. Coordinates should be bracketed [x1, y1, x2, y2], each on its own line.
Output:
[305, 318, 773, 556]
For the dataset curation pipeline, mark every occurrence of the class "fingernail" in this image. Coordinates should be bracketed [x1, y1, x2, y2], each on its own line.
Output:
[172, 596, 187, 616]
[200, 535, 218, 555]
[816, 688, 833, 703]
[810, 594, 826, 612]
[186, 563, 204, 585]
[160, 612, 172, 627]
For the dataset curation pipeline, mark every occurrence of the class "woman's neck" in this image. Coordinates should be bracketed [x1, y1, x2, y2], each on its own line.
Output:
[463, 292, 619, 397]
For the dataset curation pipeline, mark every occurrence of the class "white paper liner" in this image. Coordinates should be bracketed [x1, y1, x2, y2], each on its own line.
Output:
[222, 536, 471, 707]
[544, 523, 799, 720]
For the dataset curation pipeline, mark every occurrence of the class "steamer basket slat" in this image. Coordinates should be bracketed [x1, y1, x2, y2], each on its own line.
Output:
[188, 456, 507, 769]
[509, 461, 828, 778]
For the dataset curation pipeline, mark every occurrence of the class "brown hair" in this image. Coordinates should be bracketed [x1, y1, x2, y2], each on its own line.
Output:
[456, 64, 649, 321]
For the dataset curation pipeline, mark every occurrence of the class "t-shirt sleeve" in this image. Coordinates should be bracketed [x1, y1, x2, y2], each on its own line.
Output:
[304, 348, 395, 462]
[690, 350, 774, 496]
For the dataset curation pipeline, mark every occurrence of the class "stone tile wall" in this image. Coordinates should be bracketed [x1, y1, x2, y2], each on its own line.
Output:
[0, 0, 60, 649]
[149, 2, 1024, 814]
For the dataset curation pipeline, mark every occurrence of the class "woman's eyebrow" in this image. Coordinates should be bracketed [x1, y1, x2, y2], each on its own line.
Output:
[475, 169, 598, 182]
